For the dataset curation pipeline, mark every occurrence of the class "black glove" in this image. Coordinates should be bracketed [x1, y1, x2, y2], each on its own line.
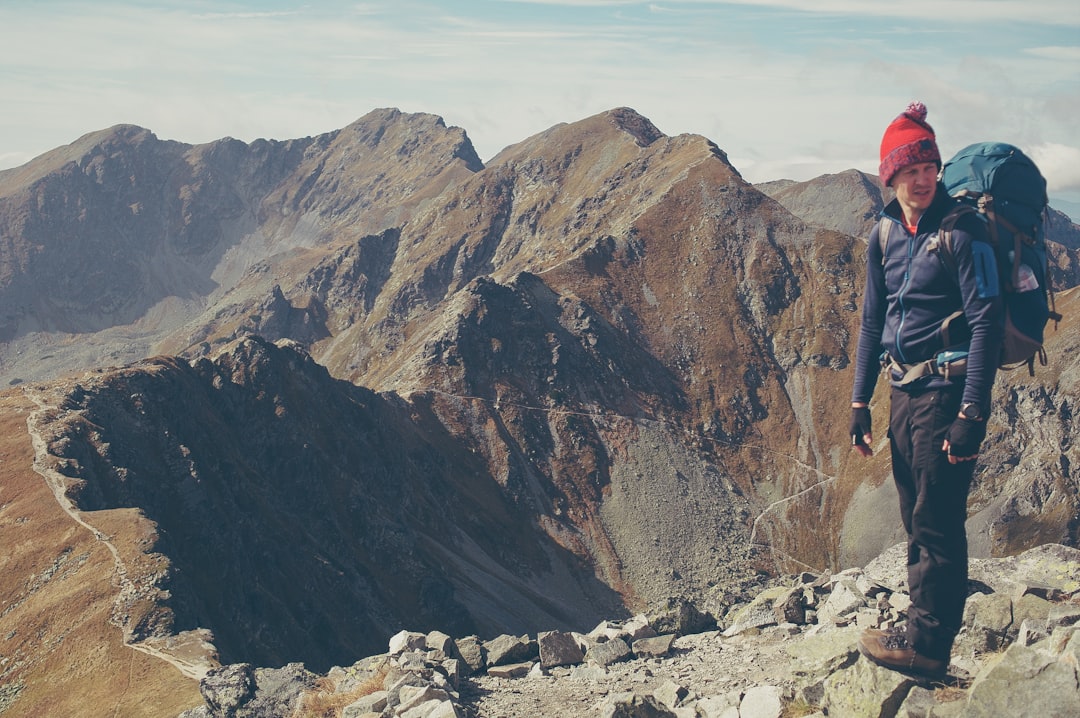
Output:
[850, 407, 872, 448]
[945, 417, 987, 458]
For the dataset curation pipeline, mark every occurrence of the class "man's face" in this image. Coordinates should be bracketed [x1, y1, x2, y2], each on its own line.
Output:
[891, 161, 939, 219]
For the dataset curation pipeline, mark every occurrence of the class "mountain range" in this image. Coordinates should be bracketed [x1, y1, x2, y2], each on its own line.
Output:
[0, 107, 1077, 717]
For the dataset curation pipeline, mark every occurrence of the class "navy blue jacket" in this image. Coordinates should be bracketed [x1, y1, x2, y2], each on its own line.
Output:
[851, 185, 1003, 412]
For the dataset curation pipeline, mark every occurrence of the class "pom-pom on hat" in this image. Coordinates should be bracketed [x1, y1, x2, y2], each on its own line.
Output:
[879, 101, 941, 186]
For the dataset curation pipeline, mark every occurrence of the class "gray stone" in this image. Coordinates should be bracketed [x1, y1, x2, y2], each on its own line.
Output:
[633, 633, 677, 658]
[692, 694, 740, 718]
[400, 698, 456, 718]
[428, 670, 453, 694]
[739, 685, 784, 718]
[653, 679, 688, 709]
[438, 658, 464, 691]
[397, 684, 452, 715]
[888, 591, 912, 614]
[570, 663, 609, 681]
[487, 661, 534, 679]
[896, 684, 968, 717]
[335, 655, 392, 695]
[342, 690, 388, 718]
[454, 635, 485, 675]
[586, 637, 632, 667]
[961, 591, 1013, 653]
[200, 663, 255, 717]
[426, 630, 456, 657]
[588, 620, 626, 642]
[538, 630, 585, 668]
[177, 708, 213, 718]
[773, 587, 807, 625]
[1051, 625, 1080, 658]
[967, 544, 1080, 599]
[820, 655, 914, 718]
[624, 614, 659, 642]
[649, 597, 714, 636]
[722, 586, 788, 636]
[397, 649, 429, 673]
[1010, 593, 1054, 641]
[818, 579, 866, 625]
[390, 630, 428, 655]
[574, 631, 602, 656]
[384, 673, 432, 711]
[266, 664, 320, 716]
[1015, 582, 1065, 602]
[965, 642, 1080, 717]
[1062, 627, 1080, 660]
[483, 633, 537, 666]
[785, 627, 860, 705]
[1017, 618, 1049, 647]
[1047, 605, 1080, 632]
[424, 701, 461, 718]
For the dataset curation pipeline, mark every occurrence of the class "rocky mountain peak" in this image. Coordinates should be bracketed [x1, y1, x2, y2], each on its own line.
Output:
[0, 124, 170, 192]
[757, 168, 888, 240]
[343, 107, 484, 171]
[605, 106, 666, 147]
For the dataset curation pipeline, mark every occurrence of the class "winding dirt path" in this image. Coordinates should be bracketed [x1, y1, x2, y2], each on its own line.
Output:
[22, 383, 215, 682]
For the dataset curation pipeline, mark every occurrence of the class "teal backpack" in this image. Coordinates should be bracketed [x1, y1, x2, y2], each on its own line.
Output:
[881, 142, 1062, 379]
[939, 142, 1062, 374]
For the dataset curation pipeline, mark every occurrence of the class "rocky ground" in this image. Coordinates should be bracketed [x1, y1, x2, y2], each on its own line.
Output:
[177, 542, 1080, 718]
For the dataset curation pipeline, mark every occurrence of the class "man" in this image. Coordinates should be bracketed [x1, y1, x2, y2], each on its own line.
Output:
[849, 102, 1003, 679]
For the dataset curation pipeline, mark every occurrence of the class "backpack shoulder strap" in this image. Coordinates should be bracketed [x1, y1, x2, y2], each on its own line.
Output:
[877, 217, 895, 265]
[931, 204, 981, 348]
[936, 203, 982, 272]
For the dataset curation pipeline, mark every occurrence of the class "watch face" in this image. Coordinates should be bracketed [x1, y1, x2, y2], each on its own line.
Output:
[962, 403, 982, 420]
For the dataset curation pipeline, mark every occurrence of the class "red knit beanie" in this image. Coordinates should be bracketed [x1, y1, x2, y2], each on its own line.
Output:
[879, 101, 941, 186]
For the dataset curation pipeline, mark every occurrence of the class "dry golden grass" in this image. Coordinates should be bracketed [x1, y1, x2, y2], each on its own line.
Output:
[0, 389, 202, 718]
[781, 697, 822, 717]
[291, 665, 389, 718]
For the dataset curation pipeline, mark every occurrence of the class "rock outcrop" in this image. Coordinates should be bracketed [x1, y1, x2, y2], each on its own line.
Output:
[175, 543, 1080, 717]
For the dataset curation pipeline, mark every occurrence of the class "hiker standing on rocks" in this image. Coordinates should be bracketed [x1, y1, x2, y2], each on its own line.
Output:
[848, 102, 1004, 679]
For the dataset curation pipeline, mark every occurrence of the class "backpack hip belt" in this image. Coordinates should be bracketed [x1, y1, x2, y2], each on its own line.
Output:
[881, 349, 968, 386]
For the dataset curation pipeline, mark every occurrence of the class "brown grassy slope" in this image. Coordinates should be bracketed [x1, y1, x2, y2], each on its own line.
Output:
[0, 388, 201, 718]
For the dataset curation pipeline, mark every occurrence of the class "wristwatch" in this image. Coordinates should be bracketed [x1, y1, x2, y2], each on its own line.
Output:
[960, 402, 984, 421]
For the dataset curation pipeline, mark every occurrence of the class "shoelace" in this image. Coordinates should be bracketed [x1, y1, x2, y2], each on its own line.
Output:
[882, 633, 912, 651]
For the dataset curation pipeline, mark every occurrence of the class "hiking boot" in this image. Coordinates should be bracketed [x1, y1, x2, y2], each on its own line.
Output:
[858, 629, 947, 679]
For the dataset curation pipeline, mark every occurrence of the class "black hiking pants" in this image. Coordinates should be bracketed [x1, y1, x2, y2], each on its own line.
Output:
[888, 385, 976, 662]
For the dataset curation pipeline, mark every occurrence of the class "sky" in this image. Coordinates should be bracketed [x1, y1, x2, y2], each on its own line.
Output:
[2, 0, 1079, 209]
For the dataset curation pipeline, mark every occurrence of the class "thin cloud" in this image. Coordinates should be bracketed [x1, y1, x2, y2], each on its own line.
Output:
[0, 0, 1075, 204]
[1029, 143, 1080, 195]
[192, 11, 302, 20]
[650, 0, 1080, 25]
[1026, 46, 1080, 61]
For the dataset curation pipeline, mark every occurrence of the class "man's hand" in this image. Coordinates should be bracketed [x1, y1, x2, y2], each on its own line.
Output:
[850, 405, 873, 457]
[943, 416, 986, 464]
